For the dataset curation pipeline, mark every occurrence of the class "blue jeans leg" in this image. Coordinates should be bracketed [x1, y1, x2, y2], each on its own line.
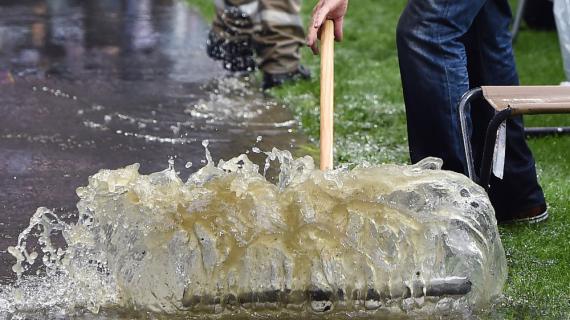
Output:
[396, 0, 545, 218]
[396, 0, 486, 173]
[466, 0, 545, 218]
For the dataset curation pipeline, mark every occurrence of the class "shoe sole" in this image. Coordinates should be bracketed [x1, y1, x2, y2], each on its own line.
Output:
[499, 210, 549, 225]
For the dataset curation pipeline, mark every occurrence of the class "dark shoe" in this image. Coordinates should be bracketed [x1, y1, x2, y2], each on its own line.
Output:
[498, 203, 548, 224]
[206, 29, 256, 73]
[262, 65, 311, 90]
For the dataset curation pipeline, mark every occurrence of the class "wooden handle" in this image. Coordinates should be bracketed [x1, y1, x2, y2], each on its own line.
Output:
[320, 20, 334, 171]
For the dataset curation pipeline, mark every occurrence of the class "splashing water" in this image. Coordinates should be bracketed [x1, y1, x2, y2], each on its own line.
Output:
[1, 147, 507, 318]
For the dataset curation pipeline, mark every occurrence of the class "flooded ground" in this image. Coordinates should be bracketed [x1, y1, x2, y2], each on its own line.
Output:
[0, 0, 305, 283]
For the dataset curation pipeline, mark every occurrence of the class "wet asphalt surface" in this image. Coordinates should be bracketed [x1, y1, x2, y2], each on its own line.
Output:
[0, 0, 305, 281]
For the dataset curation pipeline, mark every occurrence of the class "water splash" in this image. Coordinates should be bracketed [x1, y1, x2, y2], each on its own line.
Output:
[1, 149, 507, 318]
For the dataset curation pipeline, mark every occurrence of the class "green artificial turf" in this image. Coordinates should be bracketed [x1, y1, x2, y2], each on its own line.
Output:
[189, 0, 569, 317]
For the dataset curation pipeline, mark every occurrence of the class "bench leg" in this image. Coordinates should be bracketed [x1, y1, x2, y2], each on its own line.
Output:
[479, 108, 513, 191]
[458, 87, 483, 183]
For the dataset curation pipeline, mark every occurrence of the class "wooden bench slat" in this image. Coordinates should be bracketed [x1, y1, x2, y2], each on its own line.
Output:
[481, 86, 570, 115]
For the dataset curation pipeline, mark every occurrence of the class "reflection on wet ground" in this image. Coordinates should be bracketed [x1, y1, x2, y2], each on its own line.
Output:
[0, 0, 305, 281]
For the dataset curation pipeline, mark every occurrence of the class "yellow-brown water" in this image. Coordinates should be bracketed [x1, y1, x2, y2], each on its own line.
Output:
[2, 149, 507, 318]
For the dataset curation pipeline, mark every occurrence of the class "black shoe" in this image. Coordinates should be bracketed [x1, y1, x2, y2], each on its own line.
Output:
[206, 29, 257, 73]
[498, 203, 549, 224]
[262, 65, 311, 90]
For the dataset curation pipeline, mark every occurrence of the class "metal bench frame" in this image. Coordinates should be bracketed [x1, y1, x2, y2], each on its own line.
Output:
[459, 85, 570, 190]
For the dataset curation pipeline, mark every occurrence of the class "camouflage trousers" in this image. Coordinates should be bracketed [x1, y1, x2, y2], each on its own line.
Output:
[211, 0, 305, 74]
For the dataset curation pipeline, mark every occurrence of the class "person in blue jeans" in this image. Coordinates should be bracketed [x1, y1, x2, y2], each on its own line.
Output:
[307, 0, 548, 223]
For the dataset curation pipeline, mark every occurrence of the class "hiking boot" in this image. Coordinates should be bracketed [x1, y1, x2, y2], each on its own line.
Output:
[206, 29, 257, 73]
[262, 65, 311, 90]
[498, 203, 548, 224]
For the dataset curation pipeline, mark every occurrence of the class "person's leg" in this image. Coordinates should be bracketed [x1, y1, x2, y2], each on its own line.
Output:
[208, 0, 258, 72]
[466, 0, 546, 220]
[255, 0, 305, 75]
[396, 0, 487, 173]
